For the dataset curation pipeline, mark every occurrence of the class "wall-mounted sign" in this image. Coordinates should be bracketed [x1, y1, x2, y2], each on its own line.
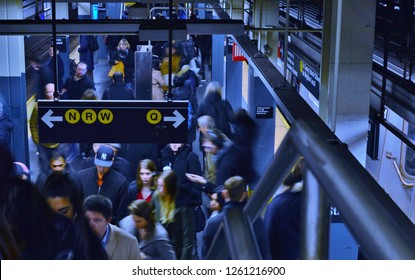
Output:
[256, 106, 273, 119]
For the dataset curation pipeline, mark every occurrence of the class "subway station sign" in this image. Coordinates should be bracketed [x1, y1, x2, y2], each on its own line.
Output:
[38, 100, 188, 143]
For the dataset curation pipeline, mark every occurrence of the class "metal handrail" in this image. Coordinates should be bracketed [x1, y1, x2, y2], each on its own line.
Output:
[244, 120, 415, 259]
[385, 152, 414, 189]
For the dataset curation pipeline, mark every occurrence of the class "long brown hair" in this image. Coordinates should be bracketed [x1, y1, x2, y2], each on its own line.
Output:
[136, 159, 157, 191]
[128, 199, 156, 239]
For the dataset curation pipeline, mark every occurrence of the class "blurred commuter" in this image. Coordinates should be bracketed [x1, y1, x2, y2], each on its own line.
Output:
[11, 162, 30, 181]
[35, 152, 79, 192]
[152, 56, 165, 100]
[172, 57, 200, 143]
[187, 110, 258, 193]
[77, 145, 129, 225]
[61, 62, 95, 100]
[202, 176, 271, 259]
[81, 88, 98, 100]
[127, 199, 176, 259]
[194, 81, 235, 138]
[0, 100, 13, 150]
[42, 173, 107, 259]
[46, 46, 65, 92]
[30, 83, 68, 174]
[264, 159, 304, 260]
[78, 35, 98, 82]
[152, 169, 195, 259]
[102, 72, 135, 100]
[0, 146, 20, 259]
[84, 194, 140, 260]
[29, 56, 54, 100]
[0, 178, 84, 259]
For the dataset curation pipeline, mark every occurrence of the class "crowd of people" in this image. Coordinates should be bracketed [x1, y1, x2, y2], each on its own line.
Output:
[0, 34, 304, 260]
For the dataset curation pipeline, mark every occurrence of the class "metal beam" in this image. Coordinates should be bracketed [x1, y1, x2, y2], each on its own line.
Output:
[45, 0, 219, 3]
[0, 19, 244, 36]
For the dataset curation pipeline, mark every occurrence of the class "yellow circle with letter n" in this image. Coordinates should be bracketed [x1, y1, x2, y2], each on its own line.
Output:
[65, 109, 80, 124]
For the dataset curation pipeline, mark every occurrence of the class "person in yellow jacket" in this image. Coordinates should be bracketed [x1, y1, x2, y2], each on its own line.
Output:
[30, 83, 67, 174]
[160, 41, 182, 93]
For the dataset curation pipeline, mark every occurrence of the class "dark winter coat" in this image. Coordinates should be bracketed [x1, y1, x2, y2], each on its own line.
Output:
[46, 54, 65, 91]
[111, 48, 135, 83]
[160, 144, 202, 206]
[102, 82, 136, 100]
[78, 35, 96, 71]
[0, 113, 13, 147]
[264, 190, 301, 260]
[202, 201, 271, 260]
[77, 167, 129, 224]
[195, 92, 235, 137]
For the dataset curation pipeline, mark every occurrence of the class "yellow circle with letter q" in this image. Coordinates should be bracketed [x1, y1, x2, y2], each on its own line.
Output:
[146, 110, 162, 124]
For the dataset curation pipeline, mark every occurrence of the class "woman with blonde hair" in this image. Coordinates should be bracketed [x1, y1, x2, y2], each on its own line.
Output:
[128, 199, 176, 260]
[152, 169, 195, 259]
[110, 38, 134, 89]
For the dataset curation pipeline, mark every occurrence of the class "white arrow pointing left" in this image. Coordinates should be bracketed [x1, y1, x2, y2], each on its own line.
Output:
[41, 109, 63, 128]
[164, 110, 185, 128]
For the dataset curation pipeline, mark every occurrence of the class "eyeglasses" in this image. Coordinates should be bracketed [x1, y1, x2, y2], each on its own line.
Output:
[52, 164, 64, 168]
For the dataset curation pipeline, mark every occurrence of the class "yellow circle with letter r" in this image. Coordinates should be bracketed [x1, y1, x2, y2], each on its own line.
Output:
[98, 109, 113, 124]
[146, 110, 162, 124]
[82, 109, 97, 124]
[65, 109, 80, 124]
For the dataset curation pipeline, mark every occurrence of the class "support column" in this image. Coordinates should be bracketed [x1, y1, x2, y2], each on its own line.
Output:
[0, 0, 29, 164]
[224, 52, 242, 108]
[247, 65, 276, 189]
[211, 35, 225, 85]
[319, 0, 376, 165]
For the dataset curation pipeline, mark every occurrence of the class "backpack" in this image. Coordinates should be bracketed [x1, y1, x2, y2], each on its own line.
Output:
[89, 36, 99, 52]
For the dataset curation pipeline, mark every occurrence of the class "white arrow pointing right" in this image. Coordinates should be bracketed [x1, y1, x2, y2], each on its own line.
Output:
[41, 109, 63, 128]
[164, 110, 185, 128]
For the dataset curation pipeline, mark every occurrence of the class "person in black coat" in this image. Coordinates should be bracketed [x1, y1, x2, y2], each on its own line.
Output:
[202, 176, 271, 259]
[263, 159, 304, 260]
[0, 101, 13, 149]
[78, 35, 97, 82]
[46, 46, 65, 92]
[194, 81, 235, 138]
[110, 38, 135, 90]
[29, 56, 54, 100]
[1, 177, 86, 259]
[102, 72, 136, 100]
[76, 145, 129, 225]
[159, 143, 203, 207]
[186, 110, 258, 207]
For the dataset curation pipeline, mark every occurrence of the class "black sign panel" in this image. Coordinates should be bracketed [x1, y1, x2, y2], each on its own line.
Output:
[38, 100, 188, 143]
[286, 49, 320, 100]
[50, 36, 67, 53]
[256, 106, 273, 119]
